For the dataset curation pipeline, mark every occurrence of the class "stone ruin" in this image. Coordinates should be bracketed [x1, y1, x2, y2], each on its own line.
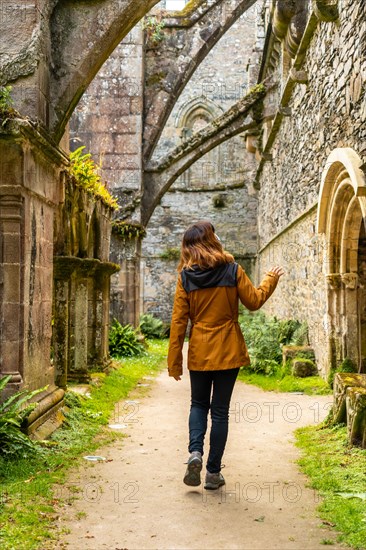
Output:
[0, 0, 366, 446]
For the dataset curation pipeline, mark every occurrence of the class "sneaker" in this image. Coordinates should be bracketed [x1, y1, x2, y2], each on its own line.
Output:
[183, 451, 203, 486]
[204, 471, 225, 490]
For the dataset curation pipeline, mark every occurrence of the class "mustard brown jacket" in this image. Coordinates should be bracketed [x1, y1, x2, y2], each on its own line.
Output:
[167, 262, 279, 377]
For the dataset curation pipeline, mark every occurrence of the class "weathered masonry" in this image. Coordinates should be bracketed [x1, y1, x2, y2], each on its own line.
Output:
[0, 0, 160, 435]
[0, 0, 263, 435]
[253, 0, 366, 378]
[1, 0, 366, 447]
[71, 0, 366, 384]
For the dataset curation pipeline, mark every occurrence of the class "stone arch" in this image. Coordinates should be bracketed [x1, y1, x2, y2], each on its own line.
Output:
[317, 148, 366, 373]
[174, 98, 224, 188]
[175, 97, 224, 130]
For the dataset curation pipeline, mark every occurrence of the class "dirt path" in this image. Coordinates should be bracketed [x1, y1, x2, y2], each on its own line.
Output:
[56, 347, 342, 550]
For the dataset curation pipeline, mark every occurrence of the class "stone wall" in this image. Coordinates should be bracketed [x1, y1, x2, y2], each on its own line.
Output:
[256, 0, 366, 374]
[258, 0, 365, 245]
[142, 185, 258, 320]
[70, 24, 144, 220]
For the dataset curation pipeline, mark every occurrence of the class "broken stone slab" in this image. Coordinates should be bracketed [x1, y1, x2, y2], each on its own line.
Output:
[292, 359, 317, 378]
[333, 373, 366, 425]
[346, 386, 366, 448]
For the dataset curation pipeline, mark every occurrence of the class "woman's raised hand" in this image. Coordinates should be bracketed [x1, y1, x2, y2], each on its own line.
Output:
[269, 266, 285, 278]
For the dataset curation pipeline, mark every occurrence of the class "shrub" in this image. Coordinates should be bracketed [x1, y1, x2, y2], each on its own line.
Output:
[0, 376, 45, 458]
[239, 310, 304, 375]
[109, 319, 145, 358]
[139, 313, 166, 339]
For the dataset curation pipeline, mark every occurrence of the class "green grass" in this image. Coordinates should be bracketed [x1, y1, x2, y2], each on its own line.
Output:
[238, 369, 332, 395]
[0, 339, 168, 550]
[296, 424, 366, 549]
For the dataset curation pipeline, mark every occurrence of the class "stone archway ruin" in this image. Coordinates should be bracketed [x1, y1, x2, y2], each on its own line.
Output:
[317, 148, 366, 373]
[0, 0, 263, 435]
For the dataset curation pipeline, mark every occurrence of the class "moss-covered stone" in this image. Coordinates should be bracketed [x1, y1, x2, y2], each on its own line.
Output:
[346, 386, 366, 448]
[333, 373, 366, 425]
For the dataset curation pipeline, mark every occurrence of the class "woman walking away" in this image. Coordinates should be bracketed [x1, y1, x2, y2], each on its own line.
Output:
[167, 220, 284, 490]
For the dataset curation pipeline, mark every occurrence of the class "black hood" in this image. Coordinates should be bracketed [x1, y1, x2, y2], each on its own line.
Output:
[181, 262, 238, 293]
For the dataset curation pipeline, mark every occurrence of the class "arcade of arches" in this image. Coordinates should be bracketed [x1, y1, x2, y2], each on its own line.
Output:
[0, 0, 365, 439]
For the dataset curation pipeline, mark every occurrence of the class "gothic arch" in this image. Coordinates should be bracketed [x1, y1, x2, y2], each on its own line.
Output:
[317, 148, 366, 372]
[175, 97, 224, 129]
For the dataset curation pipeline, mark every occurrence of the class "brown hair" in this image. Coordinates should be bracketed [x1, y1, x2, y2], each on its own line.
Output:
[177, 220, 234, 271]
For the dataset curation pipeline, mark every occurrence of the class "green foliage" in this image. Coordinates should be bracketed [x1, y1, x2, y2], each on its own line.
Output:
[239, 310, 302, 375]
[328, 356, 358, 388]
[112, 221, 147, 240]
[160, 247, 181, 260]
[0, 85, 17, 127]
[69, 146, 118, 210]
[289, 321, 309, 345]
[143, 16, 166, 43]
[296, 424, 366, 548]
[0, 86, 13, 112]
[0, 376, 45, 458]
[109, 319, 145, 358]
[0, 341, 168, 549]
[340, 357, 358, 373]
[238, 369, 331, 395]
[139, 313, 168, 339]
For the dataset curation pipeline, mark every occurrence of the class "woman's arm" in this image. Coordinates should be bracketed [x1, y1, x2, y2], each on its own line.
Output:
[237, 264, 282, 311]
[167, 275, 190, 378]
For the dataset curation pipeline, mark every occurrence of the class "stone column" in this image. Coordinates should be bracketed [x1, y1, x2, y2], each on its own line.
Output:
[53, 257, 81, 389]
[110, 234, 142, 327]
[0, 191, 24, 395]
[93, 262, 120, 364]
[68, 259, 98, 382]
[341, 272, 359, 367]
[325, 273, 342, 373]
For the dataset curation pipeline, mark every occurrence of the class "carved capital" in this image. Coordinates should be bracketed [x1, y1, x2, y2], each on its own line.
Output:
[341, 272, 358, 290]
[326, 273, 341, 290]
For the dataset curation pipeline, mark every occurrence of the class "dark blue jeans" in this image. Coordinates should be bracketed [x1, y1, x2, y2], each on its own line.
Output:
[188, 367, 239, 474]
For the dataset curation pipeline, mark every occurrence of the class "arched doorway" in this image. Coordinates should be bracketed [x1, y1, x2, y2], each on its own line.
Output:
[317, 148, 366, 373]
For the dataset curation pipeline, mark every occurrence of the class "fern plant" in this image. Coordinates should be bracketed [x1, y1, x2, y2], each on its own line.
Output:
[239, 311, 306, 375]
[0, 85, 17, 128]
[109, 319, 145, 358]
[139, 313, 165, 339]
[0, 376, 45, 458]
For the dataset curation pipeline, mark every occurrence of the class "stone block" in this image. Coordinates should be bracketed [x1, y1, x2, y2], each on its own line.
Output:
[282, 345, 315, 365]
[346, 386, 366, 448]
[333, 373, 366, 424]
[292, 359, 317, 378]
